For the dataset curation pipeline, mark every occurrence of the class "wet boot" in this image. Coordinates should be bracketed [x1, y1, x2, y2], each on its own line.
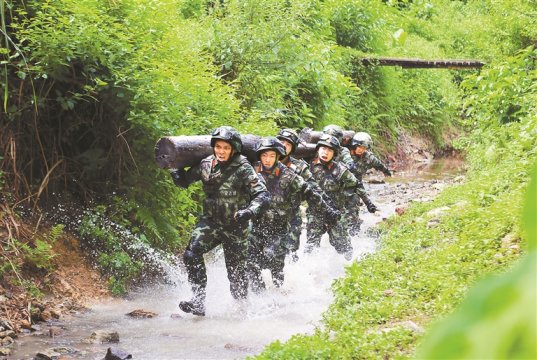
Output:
[179, 287, 206, 316]
[179, 300, 205, 316]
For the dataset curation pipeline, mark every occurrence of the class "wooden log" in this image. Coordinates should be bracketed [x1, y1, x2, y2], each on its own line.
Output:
[360, 57, 485, 69]
[298, 127, 355, 146]
[155, 134, 318, 169]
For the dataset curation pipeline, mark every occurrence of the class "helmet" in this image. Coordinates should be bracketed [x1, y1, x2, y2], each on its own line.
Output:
[255, 137, 287, 159]
[350, 132, 373, 149]
[316, 134, 340, 156]
[210, 126, 243, 153]
[276, 128, 299, 153]
[322, 124, 344, 143]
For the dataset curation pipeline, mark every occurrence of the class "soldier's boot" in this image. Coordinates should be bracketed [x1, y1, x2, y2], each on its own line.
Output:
[179, 287, 206, 316]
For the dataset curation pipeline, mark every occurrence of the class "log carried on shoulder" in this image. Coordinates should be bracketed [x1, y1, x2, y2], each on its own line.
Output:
[155, 134, 317, 169]
[298, 127, 355, 146]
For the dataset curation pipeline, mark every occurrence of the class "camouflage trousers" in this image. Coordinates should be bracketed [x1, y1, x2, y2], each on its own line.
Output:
[305, 210, 352, 255]
[284, 208, 302, 253]
[247, 231, 287, 292]
[183, 216, 249, 302]
[345, 193, 363, 236]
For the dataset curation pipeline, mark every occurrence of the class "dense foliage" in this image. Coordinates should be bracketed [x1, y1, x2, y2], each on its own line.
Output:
[1, 1, 536, 357]
[1, 0, 463, 291]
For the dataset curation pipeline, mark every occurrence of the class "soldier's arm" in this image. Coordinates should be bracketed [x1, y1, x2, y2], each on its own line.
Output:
[344, 169, 377, 212]
[242, 165, 271, 216]
[369, 153, 392, 176]
[170, 164, 201, 188]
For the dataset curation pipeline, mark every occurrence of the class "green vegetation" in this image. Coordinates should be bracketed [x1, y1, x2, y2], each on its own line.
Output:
[1, 1, 536, 357]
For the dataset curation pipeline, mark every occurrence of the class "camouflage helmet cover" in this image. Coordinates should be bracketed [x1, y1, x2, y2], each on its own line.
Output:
[322, 124, 344, 143]
[316, 134, 340, 156]
[351, 132, 373, 149]
[276, 128, 299, 153]
[210, 126, 243, 153]
[256, 136, 287, 159]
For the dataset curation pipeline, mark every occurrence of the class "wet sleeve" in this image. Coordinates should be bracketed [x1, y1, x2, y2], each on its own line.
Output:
[175, 164, 201, 188]
[369, 153, 391, 175]
[242, 164, 270, 216]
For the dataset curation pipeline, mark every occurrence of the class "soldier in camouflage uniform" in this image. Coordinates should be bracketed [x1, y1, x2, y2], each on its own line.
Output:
[346, 132, 392, 235]
[322, 124, 355, 169]
[170, 126, 270, 316]
[248, 137, 339, 292]
[305, 134, 377, 260]
[323, 124, 377, 236]
[276, 128, 333, 262]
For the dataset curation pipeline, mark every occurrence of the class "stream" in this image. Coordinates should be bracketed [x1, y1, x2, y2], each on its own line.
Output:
[7, 158, 465, 360]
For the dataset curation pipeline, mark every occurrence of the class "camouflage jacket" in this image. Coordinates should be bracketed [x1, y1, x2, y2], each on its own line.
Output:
[176, 154, 270, 227]
[350, 151, 391, 182]
[309, 157, 370, 209]
[336, 147, 355, 170]
[252, 161, 324, 234]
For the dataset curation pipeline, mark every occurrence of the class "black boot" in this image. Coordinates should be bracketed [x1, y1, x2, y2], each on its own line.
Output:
[179, 300, 205, 316]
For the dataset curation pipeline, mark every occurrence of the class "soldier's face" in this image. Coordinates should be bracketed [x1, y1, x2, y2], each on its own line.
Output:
[214, 140, 233, 162]
[353, 146, 366, 156]
[281, 139, 293, 156]
[260, 150, 278, 168]
[318, 146, 335, 162]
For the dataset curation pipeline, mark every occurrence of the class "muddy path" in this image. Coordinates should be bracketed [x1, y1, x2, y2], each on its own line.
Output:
[5, 159, 465, 360]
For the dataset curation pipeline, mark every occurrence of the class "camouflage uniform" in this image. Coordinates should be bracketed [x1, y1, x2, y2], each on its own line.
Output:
[248, 161, 329, 291]
[280, 155, 324, 254]
[345, 151, 390, 235]
[174, 154, 269, 307]
[350, 151, 391, 185]
[305, 157, 367, 256]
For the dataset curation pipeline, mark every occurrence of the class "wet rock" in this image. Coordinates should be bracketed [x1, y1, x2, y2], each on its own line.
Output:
[0, 347, 11, 356]
[1, 336, 14, 346]
[395, 207, 406, 216]
[35, 349, 62, 360]
[48, 326, 63, 337]
[103, 347, 132, 360]
[126, 309, 158, 318]
[84, 330, 120, 344]
[383, 289, 395, 297]
[50, 346, 79, 355]
[170, 313, 183, 320]
[0, 330, 15, 339]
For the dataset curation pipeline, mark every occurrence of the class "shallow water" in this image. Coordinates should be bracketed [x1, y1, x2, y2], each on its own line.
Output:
[8, 159, 463, 360]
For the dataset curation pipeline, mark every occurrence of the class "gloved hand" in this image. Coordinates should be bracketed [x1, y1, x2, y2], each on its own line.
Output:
[383, 169, 392, 177]
[170, 168, 186, 184]
[326, 207, 341, 222]
[234, 209, 253, 223]
[366, 202, 378, 213]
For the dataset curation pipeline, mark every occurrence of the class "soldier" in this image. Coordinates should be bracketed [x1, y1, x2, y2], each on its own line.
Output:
[323, 124, 376, 236]
[276, 128, 332, 262]
[322, 124, 355, 169]
[305, 134, 377, 260]
[170, 126, 270, 316]
[248, 137, 338, 292]
[346, 132, 392, 235]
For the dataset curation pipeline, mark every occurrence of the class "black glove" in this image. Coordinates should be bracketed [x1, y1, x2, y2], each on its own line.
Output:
[234, 209, 253, 223]
[366, 202, 378, 213]
[326, 207, 341, 222]
[383, 169, 392, 177]
[170, 168, 186, 184]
